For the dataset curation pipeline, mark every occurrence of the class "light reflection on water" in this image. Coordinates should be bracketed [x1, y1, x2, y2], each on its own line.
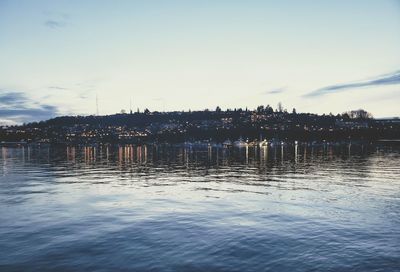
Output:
[0, 144, 400, 271]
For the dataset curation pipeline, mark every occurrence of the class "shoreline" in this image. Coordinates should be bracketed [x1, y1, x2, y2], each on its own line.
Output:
[2, 139, 400, 148]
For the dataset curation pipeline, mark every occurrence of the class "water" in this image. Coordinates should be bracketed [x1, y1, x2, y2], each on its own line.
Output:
[1, 144, 399, 271]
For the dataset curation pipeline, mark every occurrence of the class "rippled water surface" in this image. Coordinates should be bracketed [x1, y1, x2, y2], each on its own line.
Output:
[1, 144, 400, 271]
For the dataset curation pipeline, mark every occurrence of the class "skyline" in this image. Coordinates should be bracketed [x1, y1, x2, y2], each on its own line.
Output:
[1, 0, 400, 124]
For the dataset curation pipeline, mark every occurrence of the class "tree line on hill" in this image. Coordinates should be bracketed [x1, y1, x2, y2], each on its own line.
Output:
[0, 105, 398, 144]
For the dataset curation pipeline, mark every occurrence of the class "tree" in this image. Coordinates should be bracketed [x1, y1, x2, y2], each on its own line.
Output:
[277, 102, 283, 112]
[341, 112, 350, 120]
[345, 109, 373, 119]
[265, 105, 274, 114]
[215, 106, 222, 113]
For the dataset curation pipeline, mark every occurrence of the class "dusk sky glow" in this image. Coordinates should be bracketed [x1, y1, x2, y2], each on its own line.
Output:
[0, 0, 399, 124]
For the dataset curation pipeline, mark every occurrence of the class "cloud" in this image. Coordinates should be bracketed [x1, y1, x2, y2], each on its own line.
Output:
[44, 20, 66, 29]
[304, 70, 400, 97]
[0, 91, 58, 124]
[262, 87, 286, 95]
[48, 86, 68, 90]
[43, 12, 69, 29]
[268, 88, 285, 94]
[0, 92, 27, 104]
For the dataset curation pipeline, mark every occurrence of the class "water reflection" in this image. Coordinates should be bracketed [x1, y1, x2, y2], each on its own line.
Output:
[1, 143, 396, 176]
[0, 144, 399, 271]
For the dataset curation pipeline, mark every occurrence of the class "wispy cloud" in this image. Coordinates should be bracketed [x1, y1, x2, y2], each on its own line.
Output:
[48, 86, 68, 90]
[262, 87, 286, 95]
[44, 20, 66, 29]
[43, 11, 69, 29]
[0, 92, 27, 104]
[304, 70, 400, 97]
[0, 90, 58, 124]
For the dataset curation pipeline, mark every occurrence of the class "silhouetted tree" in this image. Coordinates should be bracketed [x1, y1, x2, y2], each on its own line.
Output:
[346, 109, 373, 119]
[265, 105, 274, 114]
[277, 102, 283, 112]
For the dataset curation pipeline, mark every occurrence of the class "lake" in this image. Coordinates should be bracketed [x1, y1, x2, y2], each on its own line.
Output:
[0, 144, 399, 271]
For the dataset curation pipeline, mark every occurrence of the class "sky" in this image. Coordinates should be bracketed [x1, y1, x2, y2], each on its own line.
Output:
[0, 0, 399, 124]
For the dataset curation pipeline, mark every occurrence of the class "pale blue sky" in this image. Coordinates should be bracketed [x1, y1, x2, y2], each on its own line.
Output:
[0, 0, 399, 124]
